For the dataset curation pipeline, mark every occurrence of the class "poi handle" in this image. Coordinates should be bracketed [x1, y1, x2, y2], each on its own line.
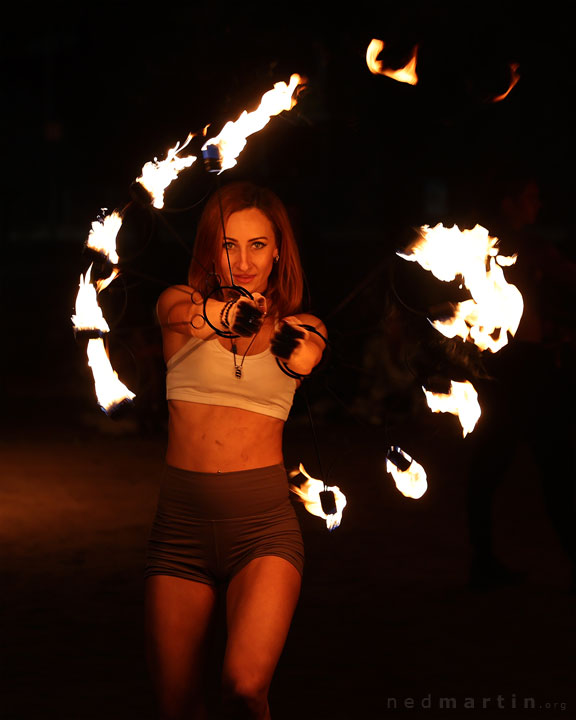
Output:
[202, 284, 255, 338]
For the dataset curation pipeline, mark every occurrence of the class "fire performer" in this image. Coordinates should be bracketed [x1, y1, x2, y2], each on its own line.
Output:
[466, 170, 576, 590]
[145, 182, 326, 718]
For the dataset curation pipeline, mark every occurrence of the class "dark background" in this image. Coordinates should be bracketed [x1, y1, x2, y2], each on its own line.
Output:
[1, 4, 574, 718]
[2, 3, 574, 425]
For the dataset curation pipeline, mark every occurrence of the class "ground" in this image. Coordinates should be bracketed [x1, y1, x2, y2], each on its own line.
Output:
[1, 414, 573, 719]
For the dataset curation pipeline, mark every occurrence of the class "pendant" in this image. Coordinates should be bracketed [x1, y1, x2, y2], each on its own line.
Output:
[235, 366, 242, 379]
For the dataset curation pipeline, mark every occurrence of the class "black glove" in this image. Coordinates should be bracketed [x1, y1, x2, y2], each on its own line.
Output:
[230, 298, 265, 337]
[271, 322, 305, 360]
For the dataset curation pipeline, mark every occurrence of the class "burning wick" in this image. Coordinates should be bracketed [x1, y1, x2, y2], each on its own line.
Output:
[398, 223, 523, 353]
[366, 38, 419, 85]
[422, 379, 481, 437]
[72, 264, 135, 415]
[86, 338, 135, 415]
[201, 73, 303, 173]
[85, 210, 122, 265]
[289, 463, 347, 531]
[71, 265, 111, 337]
[134, 133, 197, 209]
[492, 62, 521, 102]
[386, 446, 428, 499]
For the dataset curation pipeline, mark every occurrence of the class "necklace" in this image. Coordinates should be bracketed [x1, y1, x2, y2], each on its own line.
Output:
[230, 332, 259, 379]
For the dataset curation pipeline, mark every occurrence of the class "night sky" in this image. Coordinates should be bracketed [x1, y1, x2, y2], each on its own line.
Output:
[3, 4, 573, 423]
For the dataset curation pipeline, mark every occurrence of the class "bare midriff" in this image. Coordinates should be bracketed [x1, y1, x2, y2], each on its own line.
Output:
[166, 399, 285, 473]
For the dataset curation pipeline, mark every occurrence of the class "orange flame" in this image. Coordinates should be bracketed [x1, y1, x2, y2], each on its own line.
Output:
[86, 210, 122, 264]
[386, 448, 428, 499]
[202, 74, 303, 172]
[398, 224, 523, 353]
[366, 39, 418, 85]
[95, 268, 119, 293]
[289, 463, 347, 530]
[86, 338, 135, 412]
[136, 133, 196, 209]
[492, 63, 520, 102]
[423, 380, 481, 437]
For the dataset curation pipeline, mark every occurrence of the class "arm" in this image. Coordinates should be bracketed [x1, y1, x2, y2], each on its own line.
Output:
[271, 313, 327, 376]
[156, 284, 267, 340]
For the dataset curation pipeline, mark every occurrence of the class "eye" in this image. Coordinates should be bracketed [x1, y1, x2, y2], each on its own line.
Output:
[223, 241, 236, 250]
[252, 241, 266, 249]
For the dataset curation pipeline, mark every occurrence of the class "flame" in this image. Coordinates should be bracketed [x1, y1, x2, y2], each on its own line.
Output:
[289, 463, 347, 531]
[86, 338, 135, 413]
[95, 268, 119, 293]
[136, 133, 196, 209]
[86, 210, 122, 264]
[385, 448, 428, 499]
[366, 38, 386, 74]
[423, 380, 481, 437]
[71, 265, 110, 334]
[398, 224, 523, 352]
[492, 62, 520, 102]
[366, 39, 418, 85]
[202, 74, 303, 172]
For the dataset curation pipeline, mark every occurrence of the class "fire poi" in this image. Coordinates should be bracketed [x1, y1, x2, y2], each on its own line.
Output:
[395, 223, 523, 440]
[398, 223, 523, 354]
[72, 71, 346, 536]
[492, 62, 521, 102]
[85, 210, 122, 265]
[289, 464, 347, 531]
[366, 38, 419, 85]
[202, 74, 303, 172]
[423, 380, 482, 438]
[71, 264, 111, 337]
[71, 210, 135, 414]
[386, 446, 428, 499]
[73, 74, 304, 418]
[86, 338, 136, 414]
[73, 52, 522, 515]
[135, 133, 197, 209]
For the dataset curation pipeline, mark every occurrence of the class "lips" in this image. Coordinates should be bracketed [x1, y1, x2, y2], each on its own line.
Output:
[233, 275, 256, 284]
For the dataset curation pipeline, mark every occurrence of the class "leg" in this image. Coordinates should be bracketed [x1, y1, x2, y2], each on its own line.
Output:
[466, 377, 520, 587]
[221, 557, 302, 719]
[145, 575, 218, 720]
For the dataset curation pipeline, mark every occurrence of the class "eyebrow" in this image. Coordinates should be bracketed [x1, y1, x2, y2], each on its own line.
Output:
[223, 235, 269, 242]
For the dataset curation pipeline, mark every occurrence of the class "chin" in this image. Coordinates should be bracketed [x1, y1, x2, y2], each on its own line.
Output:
[237, 279, 265, 293]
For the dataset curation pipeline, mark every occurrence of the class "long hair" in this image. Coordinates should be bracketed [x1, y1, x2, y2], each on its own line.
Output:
[188, 182, 304, 318]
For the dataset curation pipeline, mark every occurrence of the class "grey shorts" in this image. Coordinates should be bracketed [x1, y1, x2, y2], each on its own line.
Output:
[145, 464, 304, 586]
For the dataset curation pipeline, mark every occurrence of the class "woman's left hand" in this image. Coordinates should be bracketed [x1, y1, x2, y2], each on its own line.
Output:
[270, 318, 307, 361]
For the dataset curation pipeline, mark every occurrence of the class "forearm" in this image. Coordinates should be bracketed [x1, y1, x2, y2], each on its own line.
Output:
[283, 339, 323, 375]
[157, 285, 229, 339]
[273, 316, 327, 375]
[158, 285, 266, 339]
[166, 297, 229, 339]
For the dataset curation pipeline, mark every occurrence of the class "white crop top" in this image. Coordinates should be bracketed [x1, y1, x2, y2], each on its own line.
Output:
[165, 337, 298, 421]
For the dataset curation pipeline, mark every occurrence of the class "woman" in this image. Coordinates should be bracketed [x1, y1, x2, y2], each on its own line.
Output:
[145, 182, 326, 719]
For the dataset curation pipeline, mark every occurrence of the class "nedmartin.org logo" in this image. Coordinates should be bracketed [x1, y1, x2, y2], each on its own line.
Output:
[384, 694, 567, 712]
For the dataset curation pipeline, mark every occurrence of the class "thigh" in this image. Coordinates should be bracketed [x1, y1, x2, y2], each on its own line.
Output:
[145, 575, 218, 715]
[223, 556, 301, 688]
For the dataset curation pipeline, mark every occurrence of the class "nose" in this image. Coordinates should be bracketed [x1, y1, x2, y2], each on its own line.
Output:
[236, 247, 251, 272]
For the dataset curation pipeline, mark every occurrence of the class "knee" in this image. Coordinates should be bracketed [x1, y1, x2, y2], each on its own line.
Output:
[221, 673, 269, 718]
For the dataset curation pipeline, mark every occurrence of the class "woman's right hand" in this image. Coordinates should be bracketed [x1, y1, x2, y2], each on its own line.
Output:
[227, 294, 267, 336]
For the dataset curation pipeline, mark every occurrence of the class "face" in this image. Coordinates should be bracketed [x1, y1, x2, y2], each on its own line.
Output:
[219, 207, 278, 294]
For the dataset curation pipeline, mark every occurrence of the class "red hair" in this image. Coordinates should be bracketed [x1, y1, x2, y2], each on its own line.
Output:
[188, 182, 304, 318]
